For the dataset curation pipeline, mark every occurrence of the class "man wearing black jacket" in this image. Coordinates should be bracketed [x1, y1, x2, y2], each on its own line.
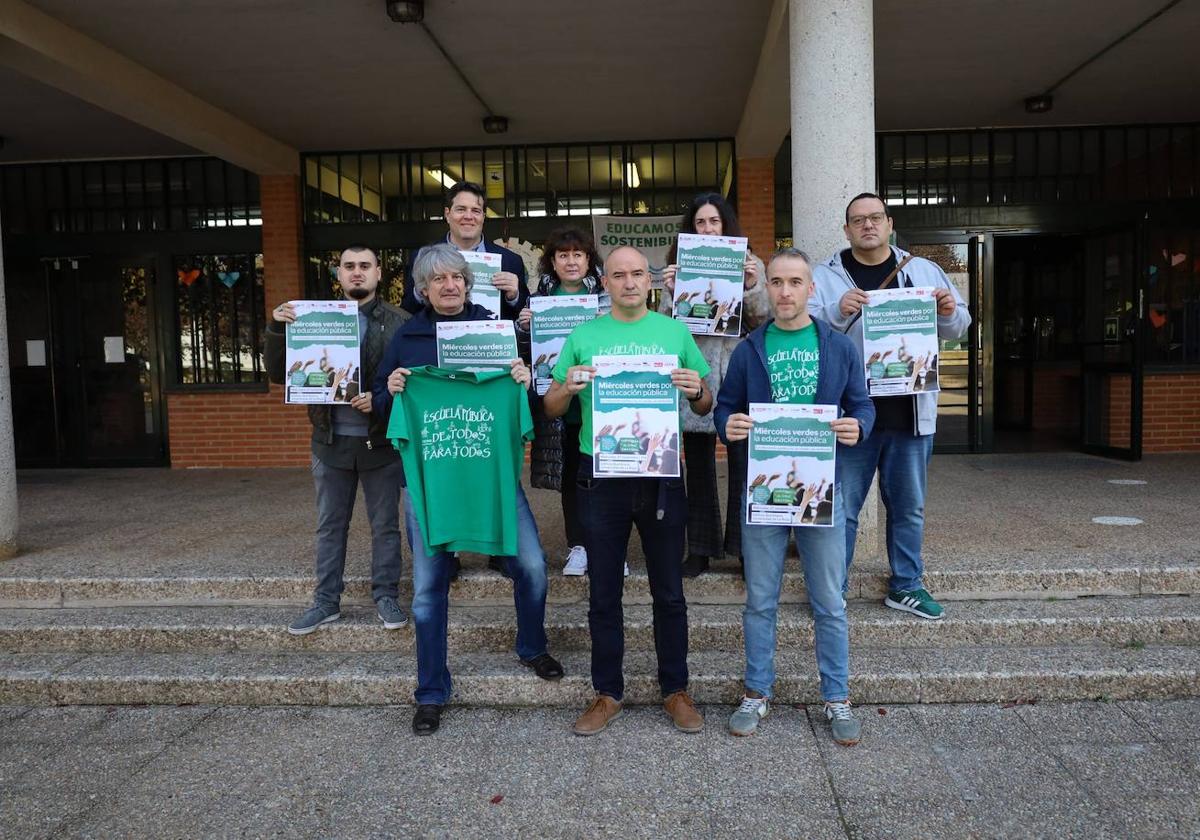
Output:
[266, 244, 411, 636]
[400, 181, 529, 319]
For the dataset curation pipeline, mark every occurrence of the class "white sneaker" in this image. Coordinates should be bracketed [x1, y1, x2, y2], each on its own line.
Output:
[624, 563, 630, 577]
[563, 545, 588, 576]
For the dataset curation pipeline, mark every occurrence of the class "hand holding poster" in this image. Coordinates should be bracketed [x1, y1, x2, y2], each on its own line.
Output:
[284, 301, 361, 404]
[436, 320, 518, 371]
[591, 354, 680, 478]
[860, 287, 941, 397]
[460, 250, 503, 319]
[672, 233, 748, 338]
[530, 295, 598, 396]
[746, 403, 837, 527]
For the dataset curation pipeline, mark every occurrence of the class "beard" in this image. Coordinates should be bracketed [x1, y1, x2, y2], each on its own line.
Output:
[345, 287, 371, 300]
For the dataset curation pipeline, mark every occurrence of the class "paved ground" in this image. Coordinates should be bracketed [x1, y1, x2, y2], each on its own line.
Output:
[1, 699, 1197, 839]
[4, 452, 1198, 580]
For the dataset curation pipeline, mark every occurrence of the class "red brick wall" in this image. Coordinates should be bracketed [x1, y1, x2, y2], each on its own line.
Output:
[168, 172, 312, 468]
[736, 157, 775, 259]
[1143, 373, 1200, 452]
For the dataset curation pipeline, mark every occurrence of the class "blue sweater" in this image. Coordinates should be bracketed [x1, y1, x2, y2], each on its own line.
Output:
[715, 318, 876, 467]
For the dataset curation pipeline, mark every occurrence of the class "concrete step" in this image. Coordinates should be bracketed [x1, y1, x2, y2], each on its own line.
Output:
[1, 596, 1197, 655]
[2, 564, 1197, 608]
[3, 644, 1197, 707]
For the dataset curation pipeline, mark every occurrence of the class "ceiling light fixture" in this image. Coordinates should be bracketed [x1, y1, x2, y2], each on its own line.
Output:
[427, 168, 457, 188]
[482, 115, 509, 134]
[624, 162, 641, 189]
[386, 0, 424, 23]
[1024, 94, 1053, 114]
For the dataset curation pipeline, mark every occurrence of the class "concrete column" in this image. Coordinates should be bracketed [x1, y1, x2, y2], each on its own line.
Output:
[788, 0, 881, 565]
[0, 210, 19, 558]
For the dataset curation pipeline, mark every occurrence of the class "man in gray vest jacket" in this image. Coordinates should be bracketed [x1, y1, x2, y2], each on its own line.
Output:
[266, 244, 412, 634]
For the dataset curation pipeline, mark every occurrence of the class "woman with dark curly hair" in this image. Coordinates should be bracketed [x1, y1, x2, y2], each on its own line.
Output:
[661, 193, 769, 578]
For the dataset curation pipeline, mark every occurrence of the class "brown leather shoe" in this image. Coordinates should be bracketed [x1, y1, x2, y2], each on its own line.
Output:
[573, 694, 622, 736]
[664, 690, 704, 733]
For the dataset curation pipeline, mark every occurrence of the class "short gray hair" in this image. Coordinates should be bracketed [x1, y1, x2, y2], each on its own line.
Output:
[412, 243, 475, 297]
[769, 246, 812, 269]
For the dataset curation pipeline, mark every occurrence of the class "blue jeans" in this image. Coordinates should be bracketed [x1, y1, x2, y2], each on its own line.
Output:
[839, 429, 934, 593]
[577, 457, 689, 701]
[406, 484, 549, 705]
[741, 487, 849, 702]
[311, 454, 403, 606]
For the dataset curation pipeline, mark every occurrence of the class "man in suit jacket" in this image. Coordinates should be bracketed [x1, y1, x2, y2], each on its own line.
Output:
[400, 180, 529, 319]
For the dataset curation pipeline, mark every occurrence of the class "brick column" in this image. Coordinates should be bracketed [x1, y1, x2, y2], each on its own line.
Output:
[736, 157, 776, 259]
[167, 173, 311, 468]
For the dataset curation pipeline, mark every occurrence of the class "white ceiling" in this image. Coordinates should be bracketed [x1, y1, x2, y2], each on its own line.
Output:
[1, 0, 1198, 164]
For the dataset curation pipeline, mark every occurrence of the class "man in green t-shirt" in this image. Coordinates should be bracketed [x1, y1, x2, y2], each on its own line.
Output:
[545, 245, 712, 737]
[715, 248, 875, 746]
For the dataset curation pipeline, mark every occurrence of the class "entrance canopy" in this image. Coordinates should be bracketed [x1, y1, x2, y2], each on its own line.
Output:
[2, 0, 1199, 167]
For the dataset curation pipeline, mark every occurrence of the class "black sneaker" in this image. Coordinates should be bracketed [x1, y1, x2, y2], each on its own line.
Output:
[376, 596, 409, 630]
[287, 603, 340, 636]
[412, 704, 442, 735]
[681, 554, 710, 578]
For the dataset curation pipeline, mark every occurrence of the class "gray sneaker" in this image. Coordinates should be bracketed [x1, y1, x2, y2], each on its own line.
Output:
[729, 695, 769, 736]
[288, 603, 340, 636]
[377, 596, 409, 629]
[824, 701, 862, 746]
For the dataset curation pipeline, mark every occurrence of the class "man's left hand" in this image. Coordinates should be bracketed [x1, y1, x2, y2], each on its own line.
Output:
[830, 417, 860, 446]
[510, 358, 532, 390]
[934, 288, 957, 317]
[494, 271, 520, 302]
[350, 393, 372, 414]
[670, 368, 703, 399]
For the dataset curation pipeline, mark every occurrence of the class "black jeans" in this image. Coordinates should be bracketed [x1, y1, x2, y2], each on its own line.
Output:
[682, 432, 748, 558]
[577, 456, 689, 700]
[561, 422, 585, 547]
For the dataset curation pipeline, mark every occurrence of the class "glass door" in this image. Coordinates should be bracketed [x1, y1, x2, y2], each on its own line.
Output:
[1080, 229, 1143, 460]
[904, 235, 987, 452]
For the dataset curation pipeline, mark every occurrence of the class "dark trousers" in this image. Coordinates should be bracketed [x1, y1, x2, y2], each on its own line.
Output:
[577, 456, 689, 700]
[682, 432, 748, 559]
[561, 422, 585, 547]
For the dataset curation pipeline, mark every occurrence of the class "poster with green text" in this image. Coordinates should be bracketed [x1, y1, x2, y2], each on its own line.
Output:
[671, 232, 747, 338]
[461, 250, 503, 319]
[530, 294, 599, 396]
[284, 300, 361, 404]
[860, 287, 940, 397]
[435, 319, 518, 371]
[591, 354, 680, 478]
[746, 402, 837, 527]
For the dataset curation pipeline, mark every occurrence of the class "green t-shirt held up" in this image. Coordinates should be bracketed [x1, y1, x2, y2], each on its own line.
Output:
[387, 367, 533, 557]
[551, 311, 711, 456]
[765, 321, 820, 404]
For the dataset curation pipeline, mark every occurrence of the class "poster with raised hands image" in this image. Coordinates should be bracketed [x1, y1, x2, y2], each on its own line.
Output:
[860, 287, 941, 397]
[530, 295, 598, 396]
[435, 320, 518, 372]
[460, 250, 503, 319]
[746, 403, 837, 527]
[671, 233, 747, 338]
[591, 354, 680, 478]
[284, 300, 361, 404]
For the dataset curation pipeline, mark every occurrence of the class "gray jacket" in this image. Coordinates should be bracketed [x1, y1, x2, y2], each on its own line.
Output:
[659, 253, 769, 433]
[809, 246, 971, 436]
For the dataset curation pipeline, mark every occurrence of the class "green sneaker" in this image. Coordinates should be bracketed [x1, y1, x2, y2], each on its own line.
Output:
[728, 695, 769, 737]
[884, 588, 944, 620]
[824, 701, 862, 746]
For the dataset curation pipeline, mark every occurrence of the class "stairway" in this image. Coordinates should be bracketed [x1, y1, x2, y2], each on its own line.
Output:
[2, 563, 1198, 706]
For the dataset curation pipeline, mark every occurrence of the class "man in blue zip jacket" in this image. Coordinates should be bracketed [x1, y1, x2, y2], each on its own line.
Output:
[810, 193, 971, 621]
[715, 247, 875, 745]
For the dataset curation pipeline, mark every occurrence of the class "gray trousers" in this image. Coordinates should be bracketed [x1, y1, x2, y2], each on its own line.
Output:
[312, 454, 404, 606]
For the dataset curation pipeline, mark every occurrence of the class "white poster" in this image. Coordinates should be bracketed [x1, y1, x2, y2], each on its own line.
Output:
[285, 301, 361, 404]
[590, 354, 680, 478]
[746, 402, 837, 527]
[860, 287, 941, 397]
[592, 215, 684, 289]
[530, 295, 599, 396]
[671, 233, 747, 337]
[461, 250, 503, 319]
